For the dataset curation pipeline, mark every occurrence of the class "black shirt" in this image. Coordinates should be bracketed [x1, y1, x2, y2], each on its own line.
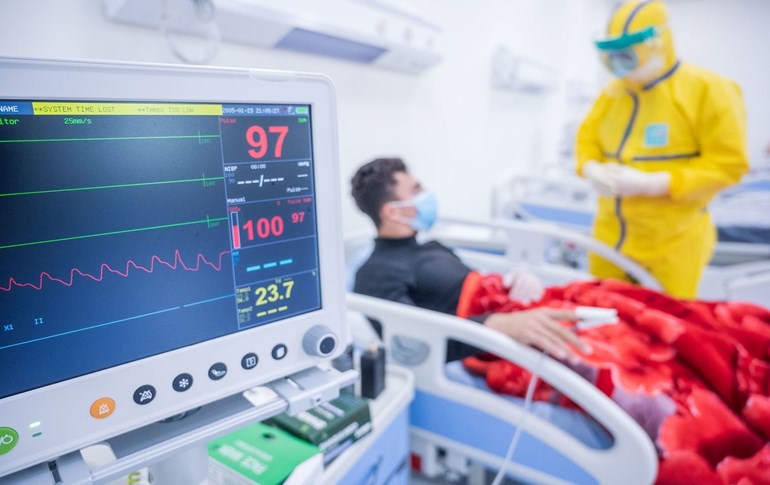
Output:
[353, 236, 483, 361]
[354, 236, 471, 313]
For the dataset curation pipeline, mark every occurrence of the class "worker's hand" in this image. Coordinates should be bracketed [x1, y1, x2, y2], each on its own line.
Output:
[609, 165, 670, 197]
[582, 160, 623, 196]
[484, 308, 590, 361]
[503, 269, 544, 304]
[583, 161, 670, 197]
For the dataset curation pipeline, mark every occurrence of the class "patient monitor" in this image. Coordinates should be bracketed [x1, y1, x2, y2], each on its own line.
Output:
[0, 57, 347, 477]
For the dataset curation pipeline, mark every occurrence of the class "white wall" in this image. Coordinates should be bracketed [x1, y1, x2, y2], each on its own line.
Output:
[0, 0, 608, 234]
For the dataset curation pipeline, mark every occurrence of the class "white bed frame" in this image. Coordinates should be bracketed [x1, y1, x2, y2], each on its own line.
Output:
[346, 293, 658, 485]
[344, 217, 661, 484]
[429, 216, 663, 291]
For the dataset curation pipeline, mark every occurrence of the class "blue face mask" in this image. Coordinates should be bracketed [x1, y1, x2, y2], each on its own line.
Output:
[392, 191, 438, 232]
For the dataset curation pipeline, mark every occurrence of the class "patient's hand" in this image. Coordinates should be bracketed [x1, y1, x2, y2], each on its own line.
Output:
[484, 308, 588, 361]
[503, 269, 544, 304]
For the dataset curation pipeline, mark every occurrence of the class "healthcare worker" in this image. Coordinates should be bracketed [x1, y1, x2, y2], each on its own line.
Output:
[576, 0, 749, 298]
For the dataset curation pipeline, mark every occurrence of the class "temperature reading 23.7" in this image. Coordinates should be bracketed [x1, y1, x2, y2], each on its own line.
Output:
[254, 280, 294, 306]
[246, 125, 288, 159]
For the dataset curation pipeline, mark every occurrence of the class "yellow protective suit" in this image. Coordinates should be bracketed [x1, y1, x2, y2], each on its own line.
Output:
[576, 0, 749, 298]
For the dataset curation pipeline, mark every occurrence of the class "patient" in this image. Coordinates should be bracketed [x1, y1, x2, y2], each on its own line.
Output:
[351, 157, 589, 361]
[351, 160, 770, 483]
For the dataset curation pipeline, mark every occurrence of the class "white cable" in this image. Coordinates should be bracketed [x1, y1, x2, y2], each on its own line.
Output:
[490, 350, 546, 485]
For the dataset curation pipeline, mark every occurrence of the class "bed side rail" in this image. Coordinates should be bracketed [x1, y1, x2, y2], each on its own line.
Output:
[433, 216, 663, 291]
[347, 293, 658, 485]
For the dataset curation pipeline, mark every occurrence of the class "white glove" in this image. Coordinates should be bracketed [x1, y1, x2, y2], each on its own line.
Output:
[583, 160, 670, 197]
[582, 160, 623, 196]
[503, 269, 544, 304]
[609, 165, 670, 197]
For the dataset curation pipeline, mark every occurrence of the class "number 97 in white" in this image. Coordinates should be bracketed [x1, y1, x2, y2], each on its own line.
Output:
[254, 280, 295, 306]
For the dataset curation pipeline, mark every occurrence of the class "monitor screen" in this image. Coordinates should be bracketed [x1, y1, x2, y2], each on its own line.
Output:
[1, 100, 321, 399]
[0, 58, 345, 478]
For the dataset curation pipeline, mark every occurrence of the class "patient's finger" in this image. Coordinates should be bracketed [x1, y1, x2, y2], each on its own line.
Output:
[526, 325, 566, 359]
[554, 324, 591, 352]
[533, 327, 571, 360]
[539, 316, 591, 353]
[546, 325, 584, 355]
[529, 317, 571, 353]
[541, 309, 579, 321]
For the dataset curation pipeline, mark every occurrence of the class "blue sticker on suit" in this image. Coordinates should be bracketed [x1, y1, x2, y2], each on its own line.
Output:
[643, 123, 669, 148]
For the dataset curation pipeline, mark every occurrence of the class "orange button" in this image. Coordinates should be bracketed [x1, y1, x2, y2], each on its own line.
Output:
[90, 397, 116, 419]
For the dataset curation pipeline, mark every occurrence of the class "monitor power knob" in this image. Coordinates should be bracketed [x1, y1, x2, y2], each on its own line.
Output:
[302, 325, 338, 357]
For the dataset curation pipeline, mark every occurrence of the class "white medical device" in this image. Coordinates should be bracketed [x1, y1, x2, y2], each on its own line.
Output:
[574, 306, 619, 330]
[0, 57, 347, 478]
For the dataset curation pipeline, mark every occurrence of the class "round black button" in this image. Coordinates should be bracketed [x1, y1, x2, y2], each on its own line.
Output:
[208, 362, 228, 381]
[172, 373, 194, 392]
[241, 353, 259, 370]
[271, 344, 288, 360]
[133, 385, 156, 405]
[319, 336, 336, 355]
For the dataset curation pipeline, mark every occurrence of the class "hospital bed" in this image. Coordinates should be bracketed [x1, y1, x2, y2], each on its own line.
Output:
[346, 294, 657, 485]
[490, 172, 770, 307]
[344, 219, 659, 484]
[712, 172, 770, 247]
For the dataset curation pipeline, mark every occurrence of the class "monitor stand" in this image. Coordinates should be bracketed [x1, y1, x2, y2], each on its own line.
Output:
[4, 366, 358, 485]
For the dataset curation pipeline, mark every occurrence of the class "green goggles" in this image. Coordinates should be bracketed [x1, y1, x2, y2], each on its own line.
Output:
[594, 26, 659, 51]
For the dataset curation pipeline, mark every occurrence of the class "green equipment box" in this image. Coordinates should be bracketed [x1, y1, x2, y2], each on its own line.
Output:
[266, 392, 372, 463]
[208, 422, 320, 485]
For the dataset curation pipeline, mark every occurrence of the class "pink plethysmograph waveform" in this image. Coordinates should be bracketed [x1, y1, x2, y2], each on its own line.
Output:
[1, 249, 232, 291]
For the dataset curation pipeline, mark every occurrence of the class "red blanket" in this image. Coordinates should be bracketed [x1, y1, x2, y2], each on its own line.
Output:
[458, 274, 770, 484]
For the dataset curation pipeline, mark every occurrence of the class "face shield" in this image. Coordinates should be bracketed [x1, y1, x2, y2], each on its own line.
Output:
[595, 26, 666, 81]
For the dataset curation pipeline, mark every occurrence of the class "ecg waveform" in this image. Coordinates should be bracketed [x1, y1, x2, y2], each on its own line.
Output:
[1, 249, 232, 292]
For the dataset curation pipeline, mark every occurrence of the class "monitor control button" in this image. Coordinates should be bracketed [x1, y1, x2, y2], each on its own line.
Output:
[208, 363, 228, 381]
[90, 397, 116, 419]
[271, 344, 288, 361]
[241, 353, 259, 370]
[302, 325, 337, 357]
[0, 427, 19, 456]
[133, 385, 157, 405]
[172, 373, 194, 392]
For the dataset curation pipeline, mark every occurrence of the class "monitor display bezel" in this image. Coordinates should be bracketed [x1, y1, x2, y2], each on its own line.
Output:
[0, 57, 346, 477]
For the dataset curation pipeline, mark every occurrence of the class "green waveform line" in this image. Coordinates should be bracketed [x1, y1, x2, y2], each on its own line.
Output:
[0, 217, 228, 250]
[0, 176, 225, 198]
[0, 134, 221, 144]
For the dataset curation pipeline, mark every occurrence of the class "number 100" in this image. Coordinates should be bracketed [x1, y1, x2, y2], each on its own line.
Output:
[242, 216, 284, 240]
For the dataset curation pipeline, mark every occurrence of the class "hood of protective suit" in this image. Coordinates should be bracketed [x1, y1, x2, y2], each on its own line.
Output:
[604, 0, 677, 84]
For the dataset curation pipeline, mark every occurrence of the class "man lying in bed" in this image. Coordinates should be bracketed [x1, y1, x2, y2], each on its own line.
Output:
[350, 157, 590, 361]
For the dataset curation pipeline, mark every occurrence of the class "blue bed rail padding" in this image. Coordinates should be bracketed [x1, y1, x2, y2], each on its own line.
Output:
[519, 203, 594, 229]
[410, 390, 603, 484]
